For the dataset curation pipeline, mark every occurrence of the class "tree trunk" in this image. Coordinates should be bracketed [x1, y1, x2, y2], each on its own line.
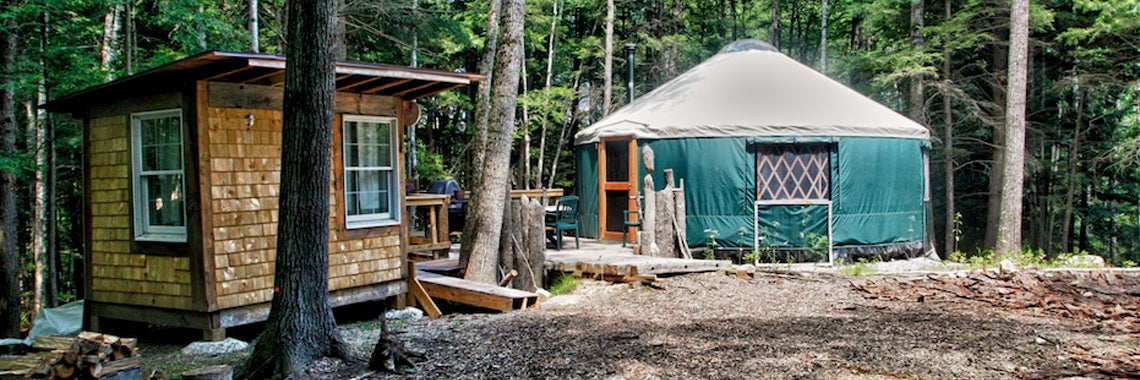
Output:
[1061, 89, 1085, 253]
[909, 0, 925, 124]
[770, 0, 780, 50]
[240, 0, 347, 376]
[459, 0, 502, 267]
[333, 0, 346, 59]
[250, 0, 260, 53]
[819, 0, 827, 73]
[0, 17, 19, 339]
[995, 0, 1029, 259]
[101, 2, 122, 80]
[464, 0, 525, 284]
[546, 71, 580, 190]
[124, 0, 133, 75]
[602, 0, 614, 116]
[941, 0, 954, 256]
[536, 0, 561, 189]
[983, 14, 1007, 251]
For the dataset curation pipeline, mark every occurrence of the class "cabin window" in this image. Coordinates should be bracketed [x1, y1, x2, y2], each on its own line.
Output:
[130, 109, 187, 242]
[343, 115, 400, 229]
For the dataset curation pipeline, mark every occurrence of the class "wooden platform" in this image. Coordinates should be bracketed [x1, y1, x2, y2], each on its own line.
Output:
[544, 251, 732, 277]
[415, 270, 539, 312]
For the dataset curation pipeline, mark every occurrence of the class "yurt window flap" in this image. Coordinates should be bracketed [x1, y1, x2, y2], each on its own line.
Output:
[755, 144, 832, 201]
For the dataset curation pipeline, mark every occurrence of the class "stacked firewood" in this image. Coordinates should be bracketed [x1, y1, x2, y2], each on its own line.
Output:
[0, 332, 140, 379]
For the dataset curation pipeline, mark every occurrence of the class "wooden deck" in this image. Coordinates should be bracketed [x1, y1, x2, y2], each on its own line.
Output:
[544, 251, 732, 276]
[415, 271, 540, 312]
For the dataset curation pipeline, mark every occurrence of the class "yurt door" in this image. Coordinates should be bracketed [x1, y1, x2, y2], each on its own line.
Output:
[598, 138, 638, 241]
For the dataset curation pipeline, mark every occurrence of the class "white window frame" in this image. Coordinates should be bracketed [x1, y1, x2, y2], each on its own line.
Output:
[343, 115, 401, 229]
[130, 109, 188, 242]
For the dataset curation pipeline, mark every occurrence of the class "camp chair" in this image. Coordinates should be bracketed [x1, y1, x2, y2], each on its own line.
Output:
[546, 195, 579, 250]
[622, 210, 641, 247]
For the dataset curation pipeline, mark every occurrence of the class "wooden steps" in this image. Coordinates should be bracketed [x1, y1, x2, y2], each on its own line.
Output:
[415, 270, 540, 312]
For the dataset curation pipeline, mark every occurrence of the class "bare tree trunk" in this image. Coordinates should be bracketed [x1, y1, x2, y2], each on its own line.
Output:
[196, 5, 207, 49]
[941, 0, 955, 256]
[250, 0, 260, 53]
[770, 0, 780, 50]
[464, 0, 525, 284]
[536, 0, 561, 189]
[459, 0, 503, 267]
[124, 0, 133, 75]
[521, 59, 530, 189]
[1061, 89, 1085, 253]
[819, 0, 827, 73]
[240, 0, 347, 375]
[0, 18, 19, 339]
[333, 0, 346, 59]
[983, 17, 1007, 251]
[100, 2, 122, 79]
[546, 72, 580, 190]
[909, 0, 925, 124]
[995, 0, 1029, 259]
[602, 0, 614, 116]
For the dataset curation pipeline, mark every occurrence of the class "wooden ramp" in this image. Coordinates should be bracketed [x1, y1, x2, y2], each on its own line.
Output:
[415, 270, 540, 312]
[545, 252, 731, 278]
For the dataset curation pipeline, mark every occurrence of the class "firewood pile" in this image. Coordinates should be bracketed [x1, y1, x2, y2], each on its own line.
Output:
[850, 270, 1140, 334]
[0, 332, 140, 379]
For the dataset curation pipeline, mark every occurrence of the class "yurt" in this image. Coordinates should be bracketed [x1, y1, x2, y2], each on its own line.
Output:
[573, 40, 931, 262]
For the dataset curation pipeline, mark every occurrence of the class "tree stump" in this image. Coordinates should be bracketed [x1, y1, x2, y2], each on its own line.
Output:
[655, 181, 676, 258]
[182, 365, 234, 380]
[497, 191, 515, 286]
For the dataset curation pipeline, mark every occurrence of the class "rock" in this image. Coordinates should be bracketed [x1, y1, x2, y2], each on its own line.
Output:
[1063, 255, 1106, 268]
[385, 307, 424, 320]
[180, 338, 249, 356]
[999, 259, 1017, 273]
[738, 264, 756, 273]
[535, 288, 553, 301]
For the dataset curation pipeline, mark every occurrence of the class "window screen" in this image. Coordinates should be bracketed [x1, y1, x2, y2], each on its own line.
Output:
[755, 144, 831, 200]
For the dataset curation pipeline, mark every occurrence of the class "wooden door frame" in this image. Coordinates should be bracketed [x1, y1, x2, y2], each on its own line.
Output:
[597, 137, 639, 241]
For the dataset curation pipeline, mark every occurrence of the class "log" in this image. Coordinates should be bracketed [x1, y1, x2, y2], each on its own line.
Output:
[77, 331, 120, 346]
[655, 178, 676, 258]
[640, 175, 658, 256]
[514, 196, 535, 291]
[181, 364, 233, 380]
[674, 179, 686, 251]
[526, 198, 545, 290]
[32, 336, 77, 352]
[498, 270, 518, 287]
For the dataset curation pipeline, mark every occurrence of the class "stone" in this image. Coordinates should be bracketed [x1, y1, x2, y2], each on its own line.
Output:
[1063, 255, 1106, 268]
[180, 338, 249, 356]
[999, 259, 1017, 273]
[385, 307, 424, 320]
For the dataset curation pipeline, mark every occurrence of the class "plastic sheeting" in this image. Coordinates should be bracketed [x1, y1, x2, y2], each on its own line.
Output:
[0, 300, 84, 346]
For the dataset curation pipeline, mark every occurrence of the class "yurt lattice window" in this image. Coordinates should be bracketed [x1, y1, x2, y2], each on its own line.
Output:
[755, 144, 831, 200]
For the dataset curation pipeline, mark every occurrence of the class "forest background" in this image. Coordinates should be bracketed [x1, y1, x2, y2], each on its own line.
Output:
[0, 0, 1138, 327]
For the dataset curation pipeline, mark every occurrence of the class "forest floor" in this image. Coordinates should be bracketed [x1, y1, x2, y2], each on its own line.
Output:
[138, 267, 1140, 380]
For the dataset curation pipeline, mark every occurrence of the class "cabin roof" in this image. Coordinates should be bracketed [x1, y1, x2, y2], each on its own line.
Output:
[45, 50, 485, 112]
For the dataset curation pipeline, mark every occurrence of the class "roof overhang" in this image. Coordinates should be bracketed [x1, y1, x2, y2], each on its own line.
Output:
[45, 50, 485, 113]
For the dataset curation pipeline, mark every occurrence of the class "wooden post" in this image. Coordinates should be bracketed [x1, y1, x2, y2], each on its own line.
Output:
[655, 170, 676, 258]
[640, 175, 658, 256]
[526, 198, 545, 290]
[674, 178, 687, 256]
[514, 196, 534, 291]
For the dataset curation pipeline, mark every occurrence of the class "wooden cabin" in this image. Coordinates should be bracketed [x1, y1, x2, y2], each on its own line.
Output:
[45, 51, 483, 339]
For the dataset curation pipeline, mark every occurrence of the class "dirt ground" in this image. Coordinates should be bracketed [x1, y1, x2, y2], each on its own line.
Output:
[139, 268, 1140, 379]
[322, 269, 1137, 379]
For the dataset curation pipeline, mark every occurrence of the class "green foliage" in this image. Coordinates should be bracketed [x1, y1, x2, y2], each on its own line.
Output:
[548, 273, 579, 296]
[839, 258, 878, 278]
